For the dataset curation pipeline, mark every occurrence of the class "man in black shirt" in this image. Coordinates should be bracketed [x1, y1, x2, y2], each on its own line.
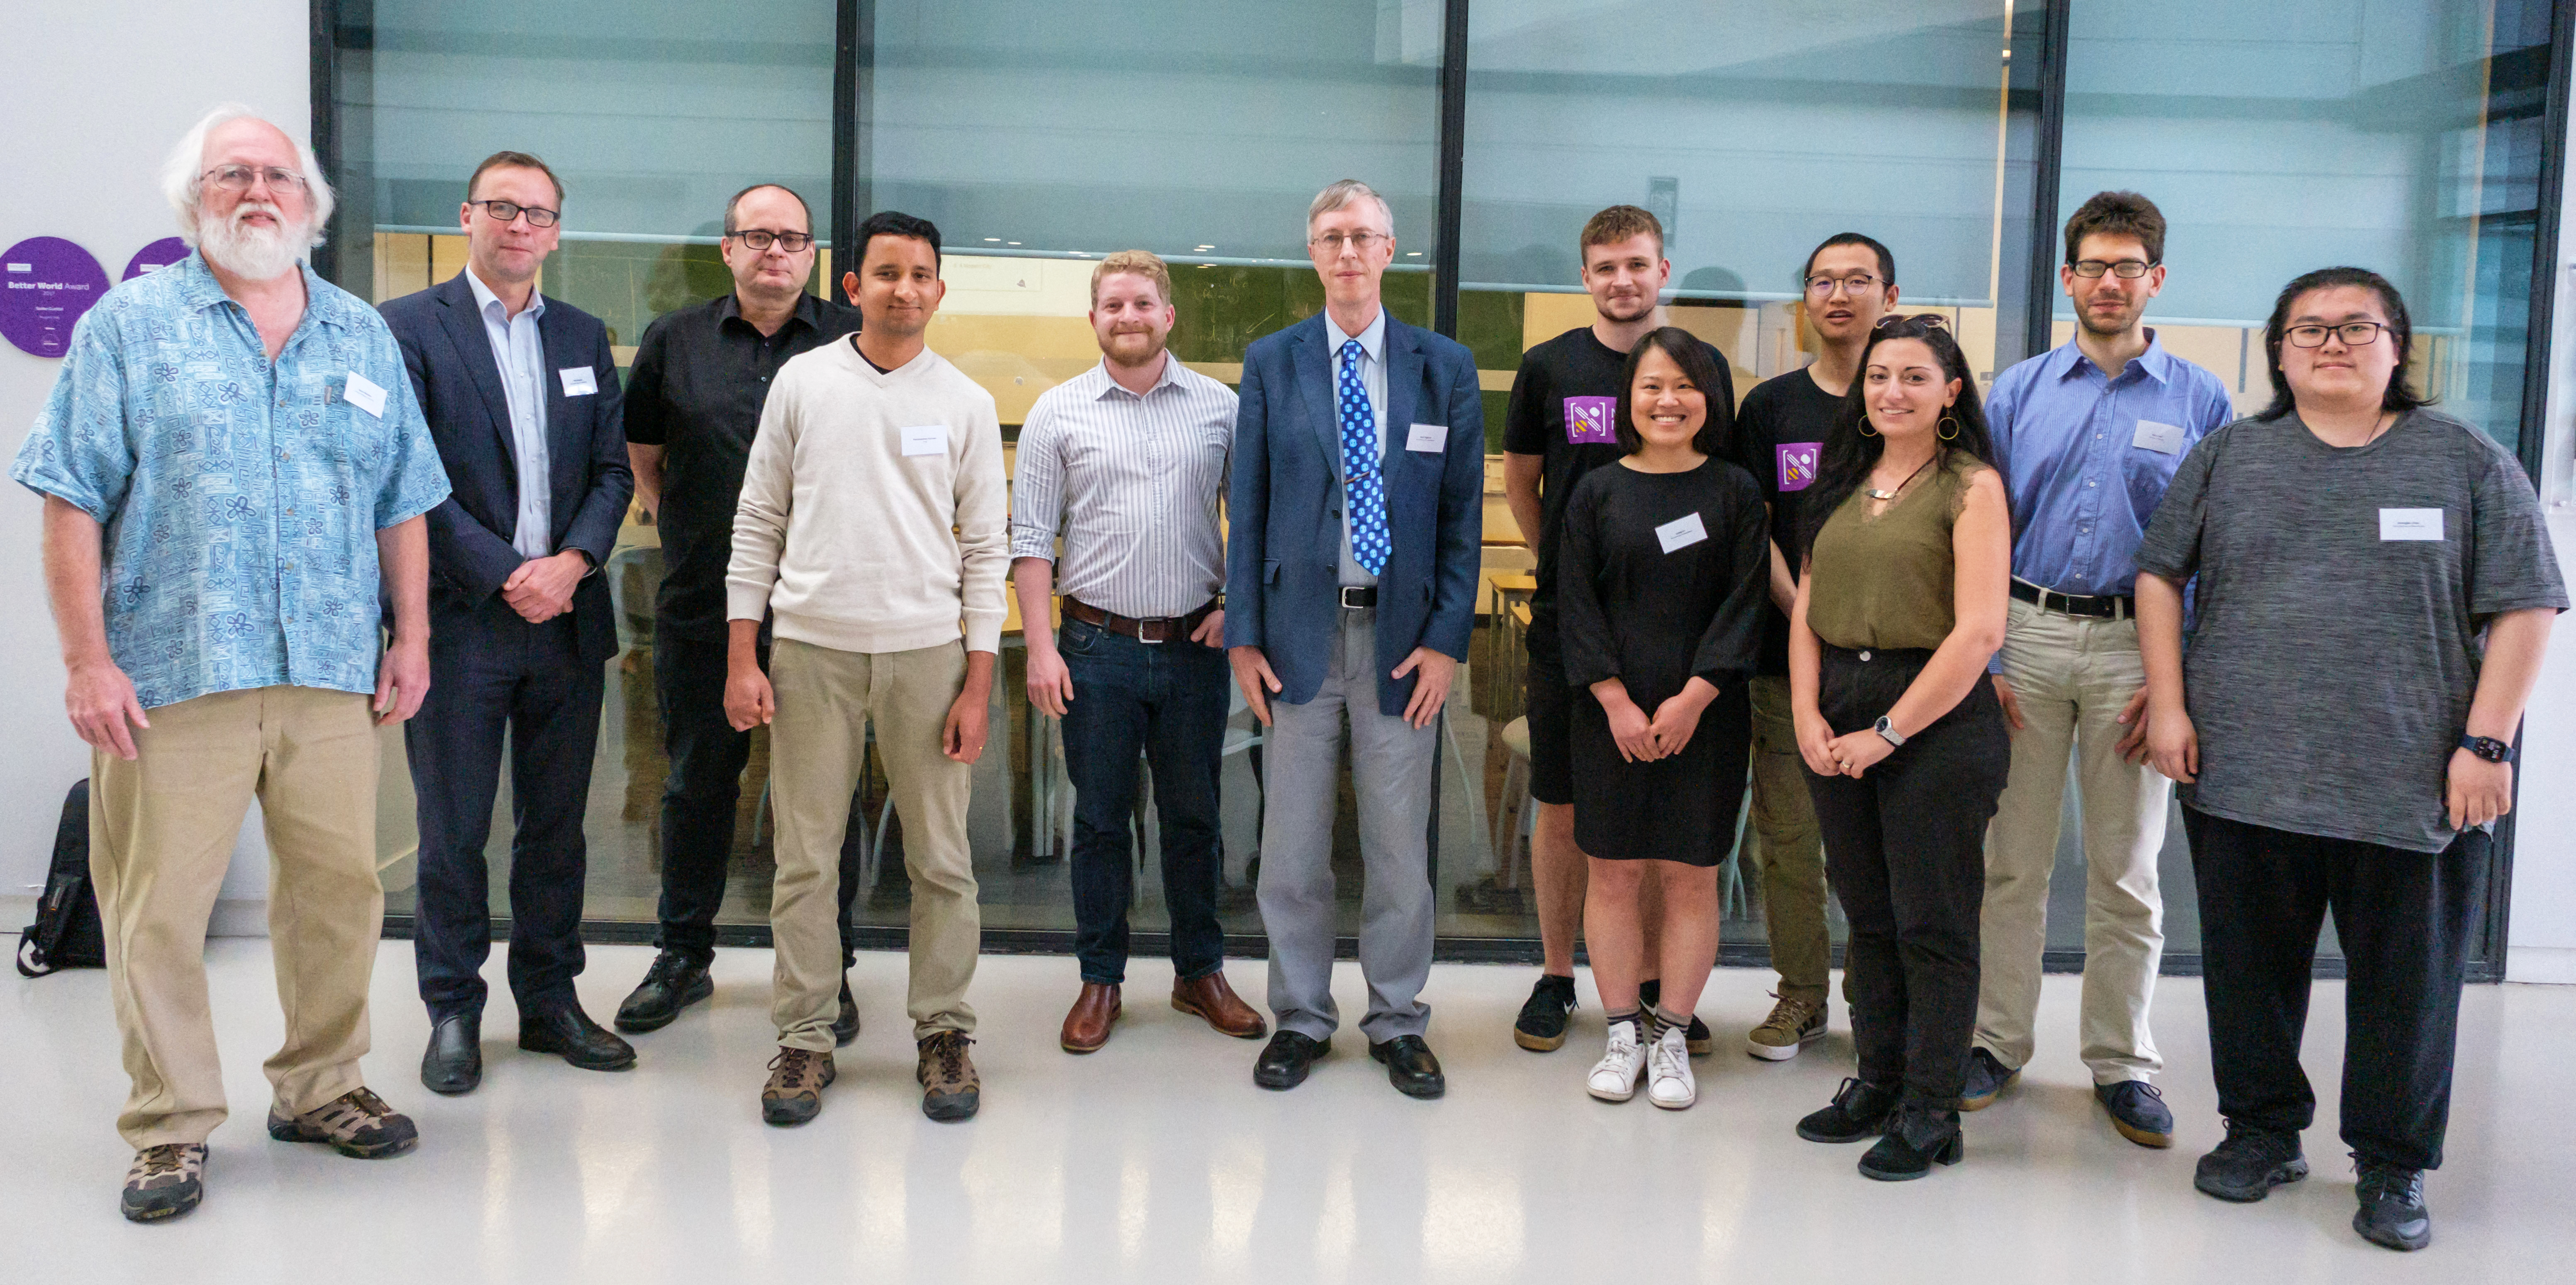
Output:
[1727, 232, 1900, 1059]
[615, 183, 869, 1035]
[1500, 205, 1734, 1055]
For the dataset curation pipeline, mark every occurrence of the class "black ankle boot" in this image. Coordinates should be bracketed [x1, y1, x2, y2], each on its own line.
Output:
[1798, 1077, 1900, 1143]
[1858, 1102, 1964, 1180]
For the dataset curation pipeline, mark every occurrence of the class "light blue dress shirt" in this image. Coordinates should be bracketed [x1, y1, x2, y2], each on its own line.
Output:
[464, 268, 552, 557]
[1323, 308, 1388, 589]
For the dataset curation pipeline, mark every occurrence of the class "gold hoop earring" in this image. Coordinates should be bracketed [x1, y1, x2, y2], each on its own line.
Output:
[1938, 415, 1960, 441]
[1859, 421, 1878, 437]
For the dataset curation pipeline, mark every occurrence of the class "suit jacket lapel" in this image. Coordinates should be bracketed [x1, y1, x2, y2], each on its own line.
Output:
[537, 300, 576, 523]
[1290, 315, 1341, 476]
[435, 273, 519, 483]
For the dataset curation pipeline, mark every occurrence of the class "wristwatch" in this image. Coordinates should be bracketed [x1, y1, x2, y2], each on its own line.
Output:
[1874, 715, 1907, 748]
[2459, 734, 2514, 763]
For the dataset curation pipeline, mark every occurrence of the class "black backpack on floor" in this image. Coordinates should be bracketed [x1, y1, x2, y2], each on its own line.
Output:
[17, 780, 105, 977]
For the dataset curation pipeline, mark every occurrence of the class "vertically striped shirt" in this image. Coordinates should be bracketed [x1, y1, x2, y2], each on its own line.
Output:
[1010, 355, 1237, 618]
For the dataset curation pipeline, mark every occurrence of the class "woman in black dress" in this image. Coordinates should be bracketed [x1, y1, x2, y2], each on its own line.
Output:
[1558, 327, 1769, 1111]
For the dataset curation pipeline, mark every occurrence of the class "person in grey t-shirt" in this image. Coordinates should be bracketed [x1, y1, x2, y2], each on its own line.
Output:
[2134, 267, 2562, 1252]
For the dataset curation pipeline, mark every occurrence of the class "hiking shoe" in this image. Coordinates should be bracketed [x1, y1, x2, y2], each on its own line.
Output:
[2353, 1159, 2431, 1251]
[266, 1087, 418, 1159]
[1514, 974, 1577, 1052]
[2098, 1080, 2175, 1148]
[1958, 1047, 2018, 1111]
[1645, 1020, 1696, 1110]
[761, 1046, 835, 1126]
[1586, 1016, 1647, 1102]
[120, 1143, 207, 1223]
[2193, 1121, 2308, 1202]
[1798, 1077, 1899, 1143]
[1747, 993, 1826, 1061]
[918, 1031, 981, 1121]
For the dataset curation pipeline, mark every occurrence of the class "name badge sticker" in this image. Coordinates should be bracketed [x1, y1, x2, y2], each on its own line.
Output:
[1655, 511, 1709, 554]
[559, 366, 598, 397]
[2379, 508, 2444, 541]
[1776, 442, 1822, 492]
[1406, 421, 1447, 453]
[2132, 418, 2185, 454]
[342, 371, 388, 418]
[900, 424, 948, 457]
[1564, 396, 1617, 445]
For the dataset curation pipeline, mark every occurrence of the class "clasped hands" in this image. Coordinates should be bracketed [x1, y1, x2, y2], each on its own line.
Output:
[501, 549, 588, 623]
[1595, 676, 1716, 764]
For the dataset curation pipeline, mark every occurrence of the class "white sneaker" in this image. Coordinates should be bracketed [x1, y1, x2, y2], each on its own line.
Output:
[1587, 1019, 1646, 1102]
[1647, 1021, 1696, 1109]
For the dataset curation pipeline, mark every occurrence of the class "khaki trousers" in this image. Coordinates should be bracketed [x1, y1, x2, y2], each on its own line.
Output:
[90, 686, 384, 1148]
[1975, 597, 2169, 1084]
[768, 638, 978, 1050]
[1747, 677, 1830, 1004]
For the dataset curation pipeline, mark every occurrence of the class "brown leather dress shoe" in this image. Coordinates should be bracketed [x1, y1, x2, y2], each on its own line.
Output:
[1061, 982, 1121, 1053]
[1172, 970, 1268, 1039]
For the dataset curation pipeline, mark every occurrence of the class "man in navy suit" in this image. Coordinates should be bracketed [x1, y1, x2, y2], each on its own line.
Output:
[1226, 180, 1486, 1098]
[380, 151, 637, 1093]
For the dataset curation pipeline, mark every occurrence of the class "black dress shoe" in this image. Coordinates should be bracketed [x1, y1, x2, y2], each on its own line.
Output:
[519, 1002, 637, 1071]
[1253, 1031, 1329, 1090]
[420, 1013, 481, 1095]
[833, 979, 861, 1046]
[615, 951, 713, 1033]
[1369, 1035, 1446, 1099]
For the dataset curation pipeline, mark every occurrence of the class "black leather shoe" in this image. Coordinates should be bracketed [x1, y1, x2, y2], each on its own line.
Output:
[1253, 1031, 1329, 1090]
[420, 1012, 482, 1095]
[1798, 1077, 1899, 1143]
[1859, 1103, 1965, 1180]
[1369, 1035, 1446, 1099]
[833, 979, 861, 1046]
[615, 951, 712, 1033]
[519, 1002, 637, 1071]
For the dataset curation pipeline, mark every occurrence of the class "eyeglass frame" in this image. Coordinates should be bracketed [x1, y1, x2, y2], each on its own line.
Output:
[200, 164, 309, 196]
[2068, 259, 2158, 279]
[726, 229, 816, 253]
[1803, 272, 1884, 297]
[1308, 230, 1392, 254]
[2283, 320, 2390, 348]
[467, 198, 561, 229]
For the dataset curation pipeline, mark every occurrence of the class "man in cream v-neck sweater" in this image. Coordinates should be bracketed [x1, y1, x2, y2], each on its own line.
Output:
[724, 211, 1007, 1126]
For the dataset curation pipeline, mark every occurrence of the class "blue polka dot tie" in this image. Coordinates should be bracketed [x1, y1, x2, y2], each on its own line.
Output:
[1337, 338, 1391, 577]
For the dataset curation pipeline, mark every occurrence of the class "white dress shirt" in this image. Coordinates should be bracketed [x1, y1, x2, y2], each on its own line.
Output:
[1323, 308, 1388, 589]
[1009, 354, 1237, 619]
[466, 267, 552, 558]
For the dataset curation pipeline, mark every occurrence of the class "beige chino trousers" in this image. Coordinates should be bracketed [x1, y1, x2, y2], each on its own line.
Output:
[89, 685, 384, 1148]
[768, 638, 979, 1050]
[1974, 596, 2168, 1085]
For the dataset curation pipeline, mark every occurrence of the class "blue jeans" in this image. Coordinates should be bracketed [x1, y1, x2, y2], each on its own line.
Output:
[1056, 616, 1230, 985]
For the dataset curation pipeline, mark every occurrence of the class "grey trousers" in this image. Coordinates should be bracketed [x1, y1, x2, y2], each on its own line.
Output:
[1258, 608, 1437, 1044]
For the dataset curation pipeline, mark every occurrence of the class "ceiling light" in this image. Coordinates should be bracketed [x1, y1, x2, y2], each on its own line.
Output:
[983, 237, 1000, 242]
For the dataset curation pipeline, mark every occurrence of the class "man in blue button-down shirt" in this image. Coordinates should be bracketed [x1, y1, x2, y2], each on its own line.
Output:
[12, 107, 449, 1223]
[1961, 192, 2235, 1148]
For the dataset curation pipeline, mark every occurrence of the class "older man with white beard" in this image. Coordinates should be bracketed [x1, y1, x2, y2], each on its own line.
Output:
[12, 104, 451, 1224]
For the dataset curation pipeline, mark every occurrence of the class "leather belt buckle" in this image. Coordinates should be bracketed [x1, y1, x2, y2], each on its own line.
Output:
[1135, 617, 1169, 644]
[1339, 586, 1376, 610]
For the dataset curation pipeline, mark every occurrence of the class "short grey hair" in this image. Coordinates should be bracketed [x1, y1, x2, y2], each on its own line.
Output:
[161, 104, 335, 248]
[1306, 179, 1393, 239]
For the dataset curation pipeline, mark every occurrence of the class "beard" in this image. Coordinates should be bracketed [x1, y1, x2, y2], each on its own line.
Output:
[198, 201, 307, 281]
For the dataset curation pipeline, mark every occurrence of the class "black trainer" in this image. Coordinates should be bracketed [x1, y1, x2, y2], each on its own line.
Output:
[2097, 1080, 2175, 1148]
[1633, 980, 1711, 1056]
[2353, 1159, 2431, 1251]
[1797, 1077, 1900, 1143]
[2193, 1120, 2309, 1202]
[1958, 1047, 2017, 1111]
[1513, 974, 1577, 1052]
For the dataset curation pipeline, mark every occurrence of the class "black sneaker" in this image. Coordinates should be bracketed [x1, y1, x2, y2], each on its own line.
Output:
[1513, 974, 1577, 1052]
[1633, 980, 1710, 1056]
[1797, 1077, 1900, 1143]
[2097, 1080, 2175, 1148]
[2353, 1159, 2431, 1251]
[2193, 1120, 2308, 1202]
[1958, 1047, 2018, 1111]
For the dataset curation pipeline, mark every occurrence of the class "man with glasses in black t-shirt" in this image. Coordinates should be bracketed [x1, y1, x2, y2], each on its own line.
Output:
[1501, 205, 1734, 1055]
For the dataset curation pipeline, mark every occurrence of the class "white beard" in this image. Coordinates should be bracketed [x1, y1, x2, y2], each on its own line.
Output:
[198, 201, 306, 281]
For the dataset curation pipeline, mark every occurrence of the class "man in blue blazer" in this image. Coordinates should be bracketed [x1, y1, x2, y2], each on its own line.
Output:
[1226, 180, 1486, 1099]
[380, 151, 637, 1093]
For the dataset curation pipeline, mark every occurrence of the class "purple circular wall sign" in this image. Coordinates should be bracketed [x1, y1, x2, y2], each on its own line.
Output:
[0, 237, 111, 359]
[123, 237, 191, 281]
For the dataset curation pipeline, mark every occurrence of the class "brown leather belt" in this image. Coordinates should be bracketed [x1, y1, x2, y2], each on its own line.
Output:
[1063, 596, 1218, 644]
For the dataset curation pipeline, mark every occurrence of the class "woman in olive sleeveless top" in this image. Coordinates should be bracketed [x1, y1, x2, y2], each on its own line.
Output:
[1785, 315, 2012, 1181]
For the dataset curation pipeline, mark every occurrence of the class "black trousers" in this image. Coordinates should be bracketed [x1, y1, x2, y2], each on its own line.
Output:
[2184, 806, 2484, 1170]
[653, 626, 860, 968]
[408, 602, 604, 1021]
[1803, 646, 2009, 1106]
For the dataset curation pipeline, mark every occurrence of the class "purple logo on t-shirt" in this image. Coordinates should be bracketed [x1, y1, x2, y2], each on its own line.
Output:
[1777, 442, 1822, 492]
[1564, 396, 1618, 445]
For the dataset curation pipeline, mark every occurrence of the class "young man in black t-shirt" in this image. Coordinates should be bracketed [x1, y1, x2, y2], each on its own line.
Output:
[1725, 232, 1900, 1059]
[1500, 205, 1734, 1054]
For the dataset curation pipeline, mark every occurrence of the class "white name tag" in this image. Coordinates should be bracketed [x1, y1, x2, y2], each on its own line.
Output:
[559, 366, 598, 397]
[2132, 418, 2185, 454]
[1655, 511, 1709, 554]
[1405, 421, 1447, 454]
[2380, 508, 2444, 541]
[900, 424, 947, 457]
[342, 371, 387, 418]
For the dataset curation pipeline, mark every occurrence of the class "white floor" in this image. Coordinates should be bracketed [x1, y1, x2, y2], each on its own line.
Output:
[5, 939, 2571, 1283]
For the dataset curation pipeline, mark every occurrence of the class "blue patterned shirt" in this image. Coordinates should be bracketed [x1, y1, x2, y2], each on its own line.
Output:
[10, 252, 451, 709]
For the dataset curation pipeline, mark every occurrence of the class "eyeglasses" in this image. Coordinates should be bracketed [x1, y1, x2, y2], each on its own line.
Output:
[2069, 259, 2156, 278]
[1309, 231, 1390, 254]
[2284, 321, 2388, 348]
[1804, 273, 1883, 297]
[468, 199, 561, 229]
[728, 229, 815, 252]
[202, 164, 307, 195]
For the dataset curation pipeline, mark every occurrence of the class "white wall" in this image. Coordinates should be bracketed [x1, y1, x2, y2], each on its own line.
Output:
[0, 0, 310, 929]
[2505, 140, 2576, 984]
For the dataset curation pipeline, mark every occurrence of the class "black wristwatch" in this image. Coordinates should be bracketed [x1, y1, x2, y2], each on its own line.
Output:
[2459, 734, 2514, 763]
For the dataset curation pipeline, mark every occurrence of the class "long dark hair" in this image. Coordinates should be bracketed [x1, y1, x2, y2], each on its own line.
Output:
[1613, 326, 1734, 459]
[1795, 314, 2002, 561]
[2256, 266, 2428, 421]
